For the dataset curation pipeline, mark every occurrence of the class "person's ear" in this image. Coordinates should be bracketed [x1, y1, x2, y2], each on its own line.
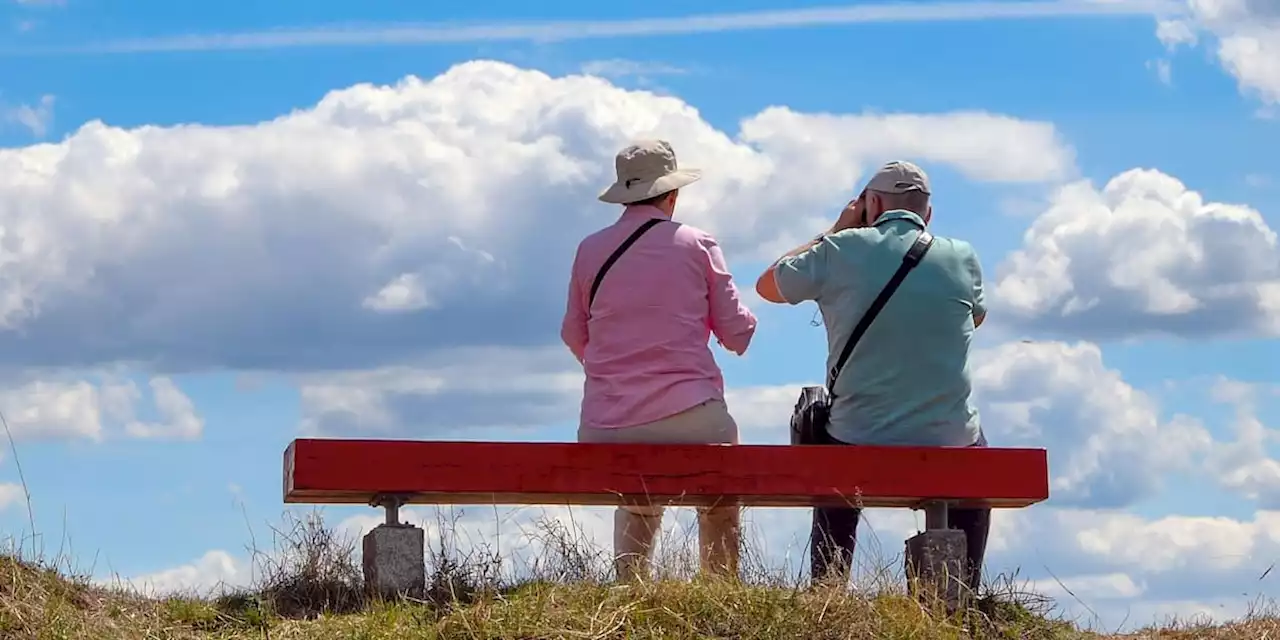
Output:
[864, 192, 880, 225]
[924, 203, 933, 224]
[665, 189, 680, 212]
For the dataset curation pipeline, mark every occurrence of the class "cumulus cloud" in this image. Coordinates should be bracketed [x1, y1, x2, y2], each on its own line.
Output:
[0, 379, 107, 441]
[1202, 378, 1280, 506]
[993, 168, 1280, 339]
[993, 507, 1280, 629]
[0, 60, 1073, 373]
[113, 377, 204, 440]
[1158, 0, 1280, 107]
[298, 346, 583, 437]
[112, 550, 252, 597]
[973, 341, 1211, 507]
[0, 374, 201, 442]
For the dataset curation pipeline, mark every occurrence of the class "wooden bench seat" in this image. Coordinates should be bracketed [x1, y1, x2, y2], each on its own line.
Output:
[284, 438, 1048, 510]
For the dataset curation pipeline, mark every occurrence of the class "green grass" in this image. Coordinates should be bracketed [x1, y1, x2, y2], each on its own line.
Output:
[2, 511, 1276, 639]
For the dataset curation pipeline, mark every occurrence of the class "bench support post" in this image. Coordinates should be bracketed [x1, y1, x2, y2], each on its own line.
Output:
[905, 500, 967, 612]
[362, 493, 424, 600]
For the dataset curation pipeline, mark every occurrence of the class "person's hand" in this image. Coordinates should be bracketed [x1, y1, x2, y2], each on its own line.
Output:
[830, 192, 867, 233]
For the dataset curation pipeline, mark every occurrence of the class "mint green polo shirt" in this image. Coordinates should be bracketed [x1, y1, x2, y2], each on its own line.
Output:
[774, 210, 985, 446]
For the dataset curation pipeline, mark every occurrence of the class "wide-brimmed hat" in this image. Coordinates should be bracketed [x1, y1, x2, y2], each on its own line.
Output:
[598, 140, 702, 205]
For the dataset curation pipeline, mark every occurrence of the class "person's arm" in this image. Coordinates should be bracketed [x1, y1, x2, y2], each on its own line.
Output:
[968, 248, 987, 328]
[756, 234, 829, 304]
[700, 234, 757, 355]
[757, 195, 865, 304]
[757, 234, 834, 305]
[560, 249, 588, 364]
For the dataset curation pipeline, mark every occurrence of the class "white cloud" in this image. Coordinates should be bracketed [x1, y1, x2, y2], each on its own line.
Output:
[0, 60, 1074, 373]
[0, 482, 24, 511]
[2, 94, 54, 137]
[113, 550, 253, 597]
[1148, 58, 1174, 85]
[725, 384, 811, 439]
[0, 374, 201, 442]
[298, 346, 582, 436]
[1200, 378, 1280, 506]
[1028, 571, 1146, 602]
[117, 377, 204, 440]
[1156, 17, 1199, 49]
[16, 1, 1176, 55]
[1008, 509, 1278, 628]
[993, 168, 1280, 339]
[1161, 0, 1280, 107]
[362, 273, 434, 313]
[972, 341, 1211, 507]
[579, 59, 688, 80]
[0, 379, 105, 441]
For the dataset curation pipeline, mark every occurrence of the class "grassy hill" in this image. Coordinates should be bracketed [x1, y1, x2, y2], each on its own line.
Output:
[0, 513, 1272, 639]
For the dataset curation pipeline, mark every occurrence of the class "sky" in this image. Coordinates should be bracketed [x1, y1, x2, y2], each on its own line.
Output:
[0, 0, 1278, 632]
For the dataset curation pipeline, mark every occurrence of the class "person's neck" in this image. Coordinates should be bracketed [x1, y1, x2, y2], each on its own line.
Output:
[625, 203, 674, 218]
[877, 208, 927, 225]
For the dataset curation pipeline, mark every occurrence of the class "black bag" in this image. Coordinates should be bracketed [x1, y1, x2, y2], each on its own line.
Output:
[789, 230, 936, 445]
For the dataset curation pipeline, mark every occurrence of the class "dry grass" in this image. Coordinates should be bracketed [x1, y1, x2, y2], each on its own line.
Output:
[1, 510, 1275, 639]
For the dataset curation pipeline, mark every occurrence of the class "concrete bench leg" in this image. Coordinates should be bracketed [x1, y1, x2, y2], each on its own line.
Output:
[904, 501, 967, 612]
[363, 495, 425, 600]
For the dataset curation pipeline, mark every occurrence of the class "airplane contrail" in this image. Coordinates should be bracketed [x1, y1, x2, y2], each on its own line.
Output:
[1, 0, 1184, 56]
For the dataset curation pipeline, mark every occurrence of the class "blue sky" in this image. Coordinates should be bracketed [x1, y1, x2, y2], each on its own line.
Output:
[1, 0, 1279, 631]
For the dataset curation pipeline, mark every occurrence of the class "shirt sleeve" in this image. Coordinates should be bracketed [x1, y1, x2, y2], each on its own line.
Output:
[699, 234, 757, 356]
[966, 247, 987, 319]
[773, 236, 833, 304]
[560, 247, 588, 363]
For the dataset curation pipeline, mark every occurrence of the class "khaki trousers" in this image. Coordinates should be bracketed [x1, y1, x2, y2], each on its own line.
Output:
[577, 398, 741, 582]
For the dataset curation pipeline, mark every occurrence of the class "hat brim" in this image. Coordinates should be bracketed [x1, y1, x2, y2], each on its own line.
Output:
[598, 169, 702, 205]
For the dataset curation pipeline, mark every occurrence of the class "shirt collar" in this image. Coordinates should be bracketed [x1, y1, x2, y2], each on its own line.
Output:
[874, 209, 926, 229]
[620, 204, 670, 221]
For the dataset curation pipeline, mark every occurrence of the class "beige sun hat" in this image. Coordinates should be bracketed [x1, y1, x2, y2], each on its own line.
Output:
[598, 139, 702, 205]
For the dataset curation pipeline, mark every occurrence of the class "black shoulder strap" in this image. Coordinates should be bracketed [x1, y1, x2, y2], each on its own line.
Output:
[826, 230, 935, 396]
[588, 218, 665, 309]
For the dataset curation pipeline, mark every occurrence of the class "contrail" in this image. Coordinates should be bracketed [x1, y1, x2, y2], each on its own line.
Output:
[2, 0, 1184, 56]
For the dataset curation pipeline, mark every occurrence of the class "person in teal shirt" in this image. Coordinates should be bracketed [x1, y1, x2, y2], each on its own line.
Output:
[755, 160, 990, 592]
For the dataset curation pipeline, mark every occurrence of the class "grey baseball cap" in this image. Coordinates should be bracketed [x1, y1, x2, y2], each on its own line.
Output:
[863, 160, 931, 195]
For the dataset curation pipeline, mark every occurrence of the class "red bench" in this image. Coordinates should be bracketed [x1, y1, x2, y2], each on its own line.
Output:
[283, 438, 1049, 601]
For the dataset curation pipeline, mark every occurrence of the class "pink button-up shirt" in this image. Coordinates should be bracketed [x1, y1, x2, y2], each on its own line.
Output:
[561, 205, 758, 430]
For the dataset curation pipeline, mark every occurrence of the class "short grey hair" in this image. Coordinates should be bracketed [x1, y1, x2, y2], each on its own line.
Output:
[873, 189, 930, 215]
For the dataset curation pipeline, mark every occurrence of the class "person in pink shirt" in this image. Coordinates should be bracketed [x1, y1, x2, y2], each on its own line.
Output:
[561, 139, 758, 582]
